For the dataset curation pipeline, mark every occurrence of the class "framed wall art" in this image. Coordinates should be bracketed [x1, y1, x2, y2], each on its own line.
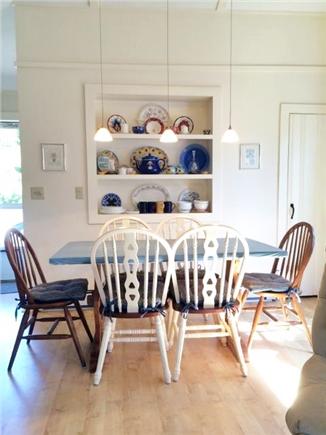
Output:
[239, 143, 260, 170]
[41, 143, 66, 171]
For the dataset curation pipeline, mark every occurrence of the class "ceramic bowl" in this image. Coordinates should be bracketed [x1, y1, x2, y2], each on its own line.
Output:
[177, 201, 192, 213]
[100, 206, 125, 214]
[194, 200, 209, 212]
[132, 125, 145, 134]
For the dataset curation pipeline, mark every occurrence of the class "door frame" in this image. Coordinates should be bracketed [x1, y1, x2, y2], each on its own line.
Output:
[278, 103, 326, 240]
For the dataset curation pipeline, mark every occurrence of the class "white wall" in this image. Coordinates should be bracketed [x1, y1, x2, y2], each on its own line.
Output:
[15, 5, 326, 280]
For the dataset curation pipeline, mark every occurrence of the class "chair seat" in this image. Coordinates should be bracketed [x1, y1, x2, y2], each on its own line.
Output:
[30, 279, 88, 303]
[171, 276, 233, 311]
[243, 272, 291, 293]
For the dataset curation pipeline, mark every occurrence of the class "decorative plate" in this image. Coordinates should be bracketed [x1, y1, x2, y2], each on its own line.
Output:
[173, 116, 194, 134]
[130, 146, 168, 170]
[178, 189, 200, 204]
[101, 193, 122, 207]
[107, 114, 127, 133]
[138, 104, 169, 124]
[144, 117, 164, 134]
[97, 150, 119, 174]
[179, 143, 210, 173]
[131, 184, 171, 207]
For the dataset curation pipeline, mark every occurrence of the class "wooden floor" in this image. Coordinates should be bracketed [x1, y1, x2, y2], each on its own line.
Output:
[0, 294, 316, 435]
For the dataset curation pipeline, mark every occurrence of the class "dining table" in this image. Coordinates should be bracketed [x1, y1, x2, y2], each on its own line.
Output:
[49, 238, 287, 372]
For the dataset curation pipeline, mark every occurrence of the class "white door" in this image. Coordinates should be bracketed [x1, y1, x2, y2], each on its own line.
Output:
[286, 113, 326, 295]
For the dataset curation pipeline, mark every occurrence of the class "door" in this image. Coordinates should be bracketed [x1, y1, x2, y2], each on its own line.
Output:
[282, 111, 326, 295]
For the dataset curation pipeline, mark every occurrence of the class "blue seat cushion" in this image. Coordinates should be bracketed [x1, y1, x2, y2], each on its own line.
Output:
[243, 272, 291, 293]
[30, 279, 88, 303]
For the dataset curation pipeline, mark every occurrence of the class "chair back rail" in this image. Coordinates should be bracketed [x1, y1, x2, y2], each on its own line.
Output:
[156, 216, 201, 240]
[4, 228, 46, 304]
[99, 216, 150, 236]
[171, 225, 249, 309]
[91, 228, 172, 314]
[272, 222, 314, 289]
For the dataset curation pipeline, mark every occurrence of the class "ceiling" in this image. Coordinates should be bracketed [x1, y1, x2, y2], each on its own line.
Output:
[1, 0, 326, 93]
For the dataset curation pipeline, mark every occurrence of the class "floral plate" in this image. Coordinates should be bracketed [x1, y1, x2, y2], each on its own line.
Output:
[101, 193, 121, 207]
[144, 117, 164, 134]
[130, 146, 168, 170]
[173, 116, 194, 134]
[138, 104, 169, 124]
[97, 150, 119, 174]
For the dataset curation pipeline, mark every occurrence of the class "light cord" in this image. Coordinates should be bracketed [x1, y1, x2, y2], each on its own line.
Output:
[229, 0, 233, 128]
[166, 0, 170, 122]
[98, 0, 104, 127]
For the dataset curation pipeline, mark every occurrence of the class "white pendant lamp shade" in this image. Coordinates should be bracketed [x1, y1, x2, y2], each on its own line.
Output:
[160, 127, 178, 143]
[94, 127, 113, 142]
[221, 126, 239, 144]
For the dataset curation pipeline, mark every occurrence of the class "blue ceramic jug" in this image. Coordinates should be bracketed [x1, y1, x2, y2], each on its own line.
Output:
[136, 154, 165, 174]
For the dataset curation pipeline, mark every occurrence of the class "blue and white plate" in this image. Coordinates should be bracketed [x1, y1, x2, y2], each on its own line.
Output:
[101, 193, 121, 207]
[179, 144, 210, 173]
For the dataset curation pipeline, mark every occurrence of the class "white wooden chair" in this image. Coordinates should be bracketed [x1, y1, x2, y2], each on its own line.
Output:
[156, 216, 201, 346]
[170, 224, 249, 381]
[91, 228, 172, 385]
[99, 216, 150, 236]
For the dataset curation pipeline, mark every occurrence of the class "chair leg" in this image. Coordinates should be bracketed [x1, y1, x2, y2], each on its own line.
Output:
[227, 313, 248, 377]
[94, 317, 112, 386]
[160, 315, 169, 351]
[166, 299, 174, 341]
[107, 318, 116, 353]
[291, 295, 313, 347]
[155, 316, 171, 384]
[279, 295, 288, 321]
[27, 309, 38, 345]
[74, 301, 93, 342]
[64, 307, 86, 368]
[247, 295, 264, 352]
[172, 315, 187, 382]
[8, 308, 30, 371]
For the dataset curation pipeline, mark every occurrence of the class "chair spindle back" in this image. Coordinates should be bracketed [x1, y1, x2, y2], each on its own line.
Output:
[91, 228, 172, 313]
[171, 225, 249, 309]
[156, 216, 200, 240]
[272, 221, 314, 289]
[4, 228, 46, 304]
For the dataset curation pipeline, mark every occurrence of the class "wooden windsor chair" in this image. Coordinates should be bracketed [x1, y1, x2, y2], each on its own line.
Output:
[91, 227, 173, 385]
[4, 228, 93, 370]
[170, 224, 249, 381]
[243, 221, 314, 351]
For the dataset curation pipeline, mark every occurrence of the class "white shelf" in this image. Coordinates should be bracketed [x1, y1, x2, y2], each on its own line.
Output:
[96, 174, 213, 180]
[96, 212, 213, 224]
[111, 134, 213, 140]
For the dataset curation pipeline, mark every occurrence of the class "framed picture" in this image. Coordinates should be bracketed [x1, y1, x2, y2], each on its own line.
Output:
[239, 143, 260, 170]
[41, 143, 66, 171]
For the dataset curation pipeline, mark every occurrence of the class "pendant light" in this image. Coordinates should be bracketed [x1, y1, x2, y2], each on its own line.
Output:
[221, 0, 239, 144]
[94, 0, 113, 143]
[160, 0, 178, 144]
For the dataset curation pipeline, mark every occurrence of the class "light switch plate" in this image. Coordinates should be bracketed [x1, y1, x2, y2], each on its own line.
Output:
[75, 186, 84, 200]
[31, 186, 44, 200]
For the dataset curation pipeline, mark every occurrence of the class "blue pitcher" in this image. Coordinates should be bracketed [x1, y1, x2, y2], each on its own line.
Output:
[136, 154, 166, 174]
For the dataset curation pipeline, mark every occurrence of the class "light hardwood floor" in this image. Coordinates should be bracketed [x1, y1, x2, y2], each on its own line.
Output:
[0, 294, 316, 435]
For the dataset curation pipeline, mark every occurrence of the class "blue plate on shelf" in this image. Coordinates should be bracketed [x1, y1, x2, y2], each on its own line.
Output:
[179, 144, 210, 173]
[101, 193, 121, 207]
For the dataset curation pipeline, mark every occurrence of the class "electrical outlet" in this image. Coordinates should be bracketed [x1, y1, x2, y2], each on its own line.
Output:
[30, 187, 44, 200]
[75, 186, 84, 200]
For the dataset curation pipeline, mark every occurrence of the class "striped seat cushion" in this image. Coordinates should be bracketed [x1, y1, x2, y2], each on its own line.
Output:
[30, 279, 88, 303]
[243, 273, 291, 293]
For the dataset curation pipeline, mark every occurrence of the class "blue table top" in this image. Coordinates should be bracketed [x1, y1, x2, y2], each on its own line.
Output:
[49, 239, 287, 265]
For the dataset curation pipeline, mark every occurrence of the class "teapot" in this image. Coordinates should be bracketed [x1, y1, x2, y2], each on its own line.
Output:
[136, 154, 166, 174]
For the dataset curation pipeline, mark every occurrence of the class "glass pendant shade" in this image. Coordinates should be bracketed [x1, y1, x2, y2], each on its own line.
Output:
[94, 127, 113, 142]
[221, 126, 239, 144]
[160, 127, 178, 143]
